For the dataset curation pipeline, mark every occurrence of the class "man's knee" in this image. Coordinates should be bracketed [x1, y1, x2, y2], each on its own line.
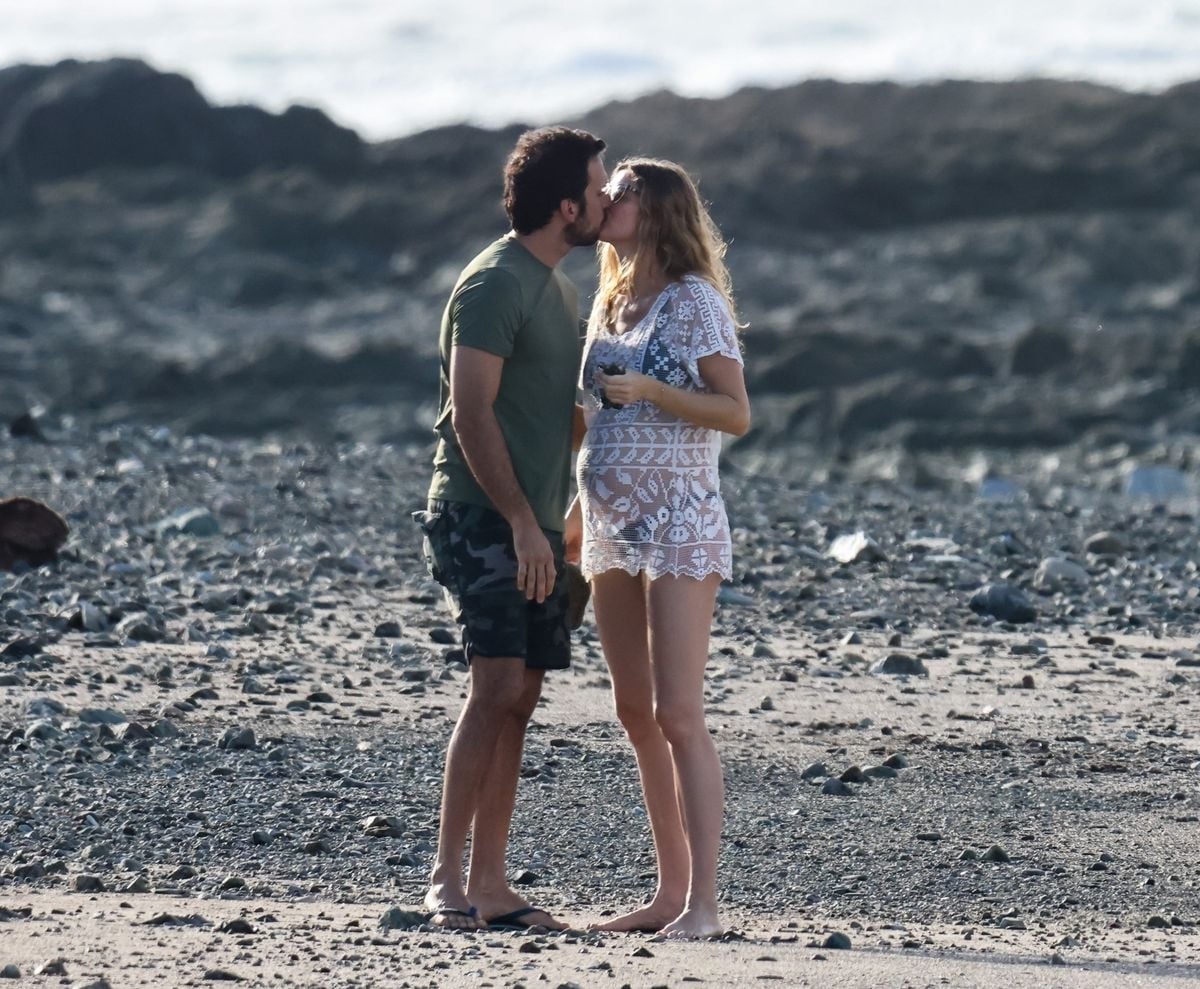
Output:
[468, 661, 540, 718]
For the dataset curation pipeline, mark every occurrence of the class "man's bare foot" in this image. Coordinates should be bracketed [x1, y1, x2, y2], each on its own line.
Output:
[423, 885, 486, 931]
[468, 887, 566, 930]
[660, 904, 722, 940]
[590, 898, 685, 933]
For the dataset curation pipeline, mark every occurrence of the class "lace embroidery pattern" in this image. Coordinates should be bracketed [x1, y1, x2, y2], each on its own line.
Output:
[578, 276, 743, 581]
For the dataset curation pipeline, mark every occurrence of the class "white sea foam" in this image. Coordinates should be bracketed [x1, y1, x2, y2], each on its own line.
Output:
[2, 0, 1198, 139]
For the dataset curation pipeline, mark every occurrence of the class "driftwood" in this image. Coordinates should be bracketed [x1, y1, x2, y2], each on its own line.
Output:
[0, 497, 69, 570]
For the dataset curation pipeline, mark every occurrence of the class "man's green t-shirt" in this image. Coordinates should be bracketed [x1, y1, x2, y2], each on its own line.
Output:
[428, 235, 581, 533]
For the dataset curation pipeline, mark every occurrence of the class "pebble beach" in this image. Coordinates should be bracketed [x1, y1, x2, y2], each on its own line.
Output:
[3, 424, 1200, 987]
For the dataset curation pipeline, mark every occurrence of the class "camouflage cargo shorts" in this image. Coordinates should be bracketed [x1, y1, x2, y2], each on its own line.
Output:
[412, 499, 571, 670]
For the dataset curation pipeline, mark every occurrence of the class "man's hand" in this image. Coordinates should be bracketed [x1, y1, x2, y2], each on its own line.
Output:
[513, 518, 556, 603]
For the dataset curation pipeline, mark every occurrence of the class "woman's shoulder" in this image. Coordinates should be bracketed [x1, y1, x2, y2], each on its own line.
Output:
[675, 274, 733, 315]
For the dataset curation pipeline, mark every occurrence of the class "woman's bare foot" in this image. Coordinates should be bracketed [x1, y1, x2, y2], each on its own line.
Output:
[590, 897, 685, 933]
[423, 885, 486, 931]
[660, 904, 722, 940]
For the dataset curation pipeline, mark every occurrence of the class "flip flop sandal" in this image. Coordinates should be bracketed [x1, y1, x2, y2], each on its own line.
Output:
[425, 905, 481, 927]
[485, 906, 559, 930]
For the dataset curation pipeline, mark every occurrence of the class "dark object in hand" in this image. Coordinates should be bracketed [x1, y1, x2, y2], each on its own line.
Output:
[599, 362, 626, 409]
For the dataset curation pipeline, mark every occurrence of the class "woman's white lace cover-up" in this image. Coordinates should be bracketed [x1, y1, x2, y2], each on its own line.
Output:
[578, 275, 743, 581]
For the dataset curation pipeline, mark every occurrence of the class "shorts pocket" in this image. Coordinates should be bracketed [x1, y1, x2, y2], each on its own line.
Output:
[411, 509, 447, 584]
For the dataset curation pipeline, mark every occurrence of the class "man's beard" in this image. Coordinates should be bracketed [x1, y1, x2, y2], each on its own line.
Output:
[564, 210, 602, 247]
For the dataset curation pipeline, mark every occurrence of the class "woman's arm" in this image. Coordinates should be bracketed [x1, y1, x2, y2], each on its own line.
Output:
[596, 355, 751, 436]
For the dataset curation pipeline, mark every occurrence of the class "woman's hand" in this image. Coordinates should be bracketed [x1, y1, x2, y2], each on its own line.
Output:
[596, 369, 659, 407]
[564, 497, 582, 565]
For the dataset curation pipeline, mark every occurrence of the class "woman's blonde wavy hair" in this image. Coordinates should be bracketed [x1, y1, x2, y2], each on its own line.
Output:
[594, 157, 742, 333]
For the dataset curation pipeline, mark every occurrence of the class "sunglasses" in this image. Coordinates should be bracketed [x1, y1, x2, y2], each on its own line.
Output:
[605, 179, 640, 205]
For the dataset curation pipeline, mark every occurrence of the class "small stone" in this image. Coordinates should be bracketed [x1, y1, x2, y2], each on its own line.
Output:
[78, 708, 127, 726]
[510, 868, 539, 886]
[429, 627, 456, 645]
[882, 753, 909, 769]
[828, 532, 888, 565]
[218, 919, 256, 934]
[157, 508, 220, 538]
[981, 845, 1011, 863]
[169, 865, 198, 880]
[758, 696, 775, 711]
[1148, 915, 1172, 929]
[862, 765, 898, 781]
[202, 970, 242, 982]
[1084, 531, 1125, 556]
[219, 875, 246, 890]
[998, 917, 1026, 930]
[821, 778, 853, 797]
[1050, 952, 1066, 966]
[35, 959, 68, 976]
[378, 906, 426, 930]
[839, 765, 865, 783]
[26, 719, 65, 742]
[717, 586, 755, 606]
[870, 653, 928, 677]
[915, 832, 942, 842]
[1033, 557, 1089, 593]
[822, 932, 852, 950]
[0, 965, 20, 979]
[374, 621, 402, 638]
[801, 762, 828, 780]
[959, 849, 979, 861]
[78, 601, 109, 632]
[361, 815, 404, 838]
[631, 947, 654, 958]
[218, 727, 256, 751]
[518, 942, 542, 954]
[70, 875, 106, 892]
[969, 583, 1036, 624]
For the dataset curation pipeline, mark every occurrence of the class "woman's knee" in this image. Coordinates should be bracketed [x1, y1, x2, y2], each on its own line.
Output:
[614, 695, 658, 744]
[653, 700, 706, 746]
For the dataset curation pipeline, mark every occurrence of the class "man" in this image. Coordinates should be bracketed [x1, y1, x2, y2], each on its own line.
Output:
[416, 127, 608, 931]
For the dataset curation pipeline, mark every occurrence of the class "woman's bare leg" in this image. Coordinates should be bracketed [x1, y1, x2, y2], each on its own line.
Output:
[590, 568, 689, 931]
[647, 573, 724, 938]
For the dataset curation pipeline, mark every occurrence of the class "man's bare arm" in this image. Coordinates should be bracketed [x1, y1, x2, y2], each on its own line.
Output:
[449, 345, 556, 602]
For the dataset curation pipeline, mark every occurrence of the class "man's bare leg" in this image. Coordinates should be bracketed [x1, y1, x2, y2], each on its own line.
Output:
[465, 668, 565, 929]
[424, 656, 528, 930]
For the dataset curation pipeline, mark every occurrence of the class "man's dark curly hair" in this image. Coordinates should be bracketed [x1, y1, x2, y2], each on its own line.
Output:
[503, 127, 606, 235]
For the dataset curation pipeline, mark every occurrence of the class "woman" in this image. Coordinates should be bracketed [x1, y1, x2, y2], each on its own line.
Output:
[565, 158, 750, 939]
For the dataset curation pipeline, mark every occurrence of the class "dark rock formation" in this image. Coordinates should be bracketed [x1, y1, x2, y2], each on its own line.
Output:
[0, 58, 1198, 455]
[0, 497, 69, 570]
[0, 58, 364, 184]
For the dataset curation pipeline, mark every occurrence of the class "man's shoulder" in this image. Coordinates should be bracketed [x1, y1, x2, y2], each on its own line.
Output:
[462, 236, 546, 279]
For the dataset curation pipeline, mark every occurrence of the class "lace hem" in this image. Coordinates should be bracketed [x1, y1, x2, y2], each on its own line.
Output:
[581, 553, 732, 583]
